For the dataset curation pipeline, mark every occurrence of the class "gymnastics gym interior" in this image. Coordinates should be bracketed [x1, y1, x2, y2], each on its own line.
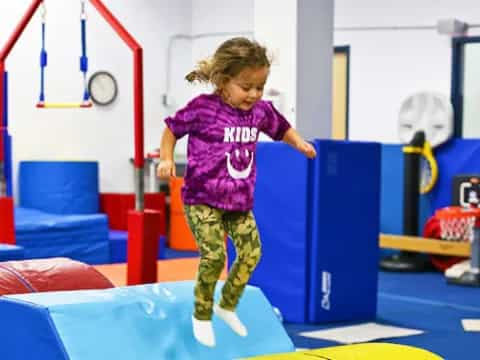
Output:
[0, 1, 479, 359]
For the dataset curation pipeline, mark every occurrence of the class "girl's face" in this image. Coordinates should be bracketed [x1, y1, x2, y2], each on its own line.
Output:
[221, 66, 269, 111]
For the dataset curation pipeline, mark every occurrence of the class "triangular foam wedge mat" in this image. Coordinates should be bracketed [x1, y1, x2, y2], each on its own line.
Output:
[0, 281, 294, 360]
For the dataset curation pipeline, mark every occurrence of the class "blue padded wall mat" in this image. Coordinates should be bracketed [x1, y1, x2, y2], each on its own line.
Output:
[15, 207, 109, 264]
[234, 142, 310, 323]
[228, 141, 381, 324]
[19, 161, 99, 214]
[381, 144, 405, 235]
[308, 140, 380, 323]
[0, 281, 294, 360]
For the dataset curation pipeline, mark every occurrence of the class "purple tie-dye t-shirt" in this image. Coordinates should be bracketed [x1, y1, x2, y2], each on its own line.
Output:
[165, 93, 291, 211]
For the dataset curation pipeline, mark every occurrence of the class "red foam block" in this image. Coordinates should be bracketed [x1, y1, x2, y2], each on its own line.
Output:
[100, 193, 166, 234]
[0, 197, 15, 244]
[127, 209, 162, 285]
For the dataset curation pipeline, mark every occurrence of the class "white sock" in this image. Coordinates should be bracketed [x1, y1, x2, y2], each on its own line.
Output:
[192, 316, 216, 347]
[213, 304, 248, 337]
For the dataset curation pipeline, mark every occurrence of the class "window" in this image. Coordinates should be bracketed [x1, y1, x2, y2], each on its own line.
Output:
[451, 37, 480, 138]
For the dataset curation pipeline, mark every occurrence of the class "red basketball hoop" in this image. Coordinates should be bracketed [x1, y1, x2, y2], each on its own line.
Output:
[435, 206, 480, 242]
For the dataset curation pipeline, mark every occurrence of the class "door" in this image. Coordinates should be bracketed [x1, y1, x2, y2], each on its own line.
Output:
[332, 46, 350, 140]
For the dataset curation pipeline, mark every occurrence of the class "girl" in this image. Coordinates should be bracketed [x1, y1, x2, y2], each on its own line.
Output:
[157, 37, 316, 347]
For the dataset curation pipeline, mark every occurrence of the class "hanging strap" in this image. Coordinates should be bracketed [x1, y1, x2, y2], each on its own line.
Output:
[80, 0, 90, 104]
[38, 1, 47, 104]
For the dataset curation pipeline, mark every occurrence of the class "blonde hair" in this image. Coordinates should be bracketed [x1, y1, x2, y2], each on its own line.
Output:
[185, 37, 270, 88]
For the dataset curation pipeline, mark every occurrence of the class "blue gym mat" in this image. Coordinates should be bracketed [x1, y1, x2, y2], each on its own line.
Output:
[15, 207, 109, 264]
[234, 141, 380, 324]
[18, 161, 100, 215]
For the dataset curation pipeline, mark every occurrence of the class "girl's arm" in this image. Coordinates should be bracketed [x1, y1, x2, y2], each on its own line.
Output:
[282, 128, 317, 159]
[157, 127, 177, 179]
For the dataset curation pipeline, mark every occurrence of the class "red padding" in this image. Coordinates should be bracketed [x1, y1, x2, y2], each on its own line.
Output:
[0, 266, 31, 295]
[423, 216, 467, 271]
[0, 257, 114, 296]
[100, 193, 166, 234]
[127, 210, 162, 285]
[0, 197, 15, 244]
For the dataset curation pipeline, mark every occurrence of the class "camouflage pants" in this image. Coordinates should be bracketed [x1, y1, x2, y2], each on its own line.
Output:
[184, 204, 262, 321]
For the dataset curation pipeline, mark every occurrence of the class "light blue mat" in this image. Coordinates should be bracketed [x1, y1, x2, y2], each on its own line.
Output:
[0, 281, 294, 360]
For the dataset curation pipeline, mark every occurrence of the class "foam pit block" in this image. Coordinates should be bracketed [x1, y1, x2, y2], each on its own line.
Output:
[0, 281, 294, 360]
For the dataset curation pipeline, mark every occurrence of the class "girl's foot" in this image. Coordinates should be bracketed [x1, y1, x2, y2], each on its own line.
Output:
[213, 304, 248, 337]
[192, 316, 216, 347]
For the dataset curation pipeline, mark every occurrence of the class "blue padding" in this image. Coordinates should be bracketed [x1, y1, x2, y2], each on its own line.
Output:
[233, 142, 310, 323]
[4, 134, 12, 197]
[308, 140, 380, 323]
[108, 230, 128, 263]
[0, 298, 69, 359]
[19, 161, 99, 214]
[230, 141, 380, 324]
[15, 207, 109, 264]
[381, 144, 404, 235]
[0, 244, 24, 261]
[0, 281, 294, 360]
[108, 230, 166, 263]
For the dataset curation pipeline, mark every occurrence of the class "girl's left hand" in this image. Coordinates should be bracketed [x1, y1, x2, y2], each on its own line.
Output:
[298, 141, 317, 158]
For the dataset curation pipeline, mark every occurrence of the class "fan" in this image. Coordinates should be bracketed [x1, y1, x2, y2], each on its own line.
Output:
[398, 92, 453, 193]
[398, 91, 453, 148]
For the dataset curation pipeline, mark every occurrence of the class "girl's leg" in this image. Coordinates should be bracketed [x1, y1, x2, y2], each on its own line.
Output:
[220, 210, 262, 311]
[184, 204, 226, 321]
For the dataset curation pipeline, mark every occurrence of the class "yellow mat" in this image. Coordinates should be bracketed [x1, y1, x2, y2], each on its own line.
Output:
[242, 343, 443, 360]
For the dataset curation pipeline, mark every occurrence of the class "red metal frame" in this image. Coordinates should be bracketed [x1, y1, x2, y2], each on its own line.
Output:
[0, 0, 144, 169]
[0, 1, 157, 284]
[89, 0, 144, 169]
[0, 61, 4, 162]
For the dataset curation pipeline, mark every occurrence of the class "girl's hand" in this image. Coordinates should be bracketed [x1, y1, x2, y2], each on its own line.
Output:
[297, 141, 317, 159]
[157, 159, 176, 179]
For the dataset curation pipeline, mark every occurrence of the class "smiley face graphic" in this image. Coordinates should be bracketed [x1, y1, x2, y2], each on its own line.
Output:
[225, 148, 254, 179]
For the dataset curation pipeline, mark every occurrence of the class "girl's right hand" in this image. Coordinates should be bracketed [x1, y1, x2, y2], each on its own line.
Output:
[157, 159, 176, 179]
